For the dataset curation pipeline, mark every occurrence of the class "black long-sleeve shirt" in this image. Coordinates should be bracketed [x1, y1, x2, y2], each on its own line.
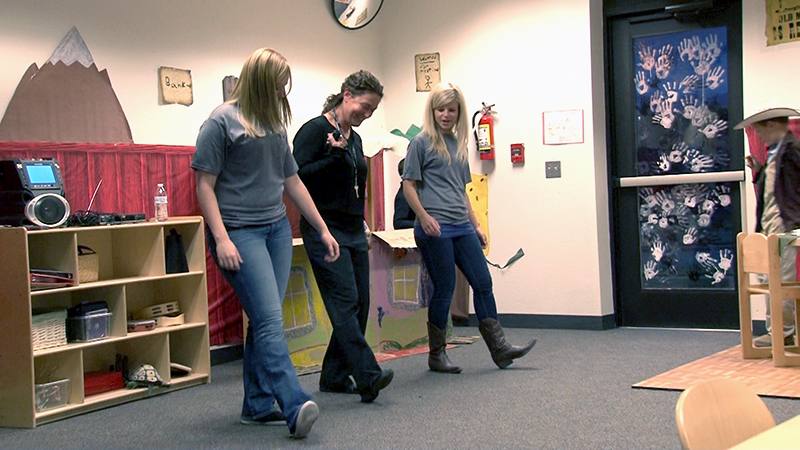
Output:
[293, 116, 367, 233]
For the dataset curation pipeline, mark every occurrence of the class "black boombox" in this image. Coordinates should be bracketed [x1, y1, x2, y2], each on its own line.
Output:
[0, 158, 71, 227]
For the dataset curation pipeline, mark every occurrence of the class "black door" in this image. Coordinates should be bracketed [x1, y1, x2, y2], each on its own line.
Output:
[607, 1, 744, 328]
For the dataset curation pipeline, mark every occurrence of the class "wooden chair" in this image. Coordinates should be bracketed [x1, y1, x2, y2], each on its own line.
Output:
[676, 378, 775, 450]
[736, 232, 800, 365]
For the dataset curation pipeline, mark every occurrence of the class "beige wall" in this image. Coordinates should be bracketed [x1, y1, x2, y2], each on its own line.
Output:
[1, 0, 796, 322]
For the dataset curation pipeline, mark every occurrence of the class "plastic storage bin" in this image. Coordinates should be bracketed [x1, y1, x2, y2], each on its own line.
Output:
[66, 312, 111, 342]
[35, 379, 70, 412]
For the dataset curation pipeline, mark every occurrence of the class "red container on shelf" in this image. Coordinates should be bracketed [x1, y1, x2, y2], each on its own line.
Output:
[84, 370, 124, 396]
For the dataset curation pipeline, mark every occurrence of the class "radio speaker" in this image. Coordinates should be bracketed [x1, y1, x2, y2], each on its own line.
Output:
[0, 159, 71, 227]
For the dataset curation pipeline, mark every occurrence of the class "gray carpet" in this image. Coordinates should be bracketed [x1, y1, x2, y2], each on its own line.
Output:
[2, 327, 799, 449]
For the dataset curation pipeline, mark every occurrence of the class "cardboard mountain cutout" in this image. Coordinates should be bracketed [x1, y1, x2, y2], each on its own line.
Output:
[0, 27, 133, 143]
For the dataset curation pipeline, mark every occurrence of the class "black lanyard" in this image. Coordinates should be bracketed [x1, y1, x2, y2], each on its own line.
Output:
[332, 108, 359, 199]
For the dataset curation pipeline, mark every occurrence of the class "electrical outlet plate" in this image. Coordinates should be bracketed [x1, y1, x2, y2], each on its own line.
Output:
[545, 161, 561, 178]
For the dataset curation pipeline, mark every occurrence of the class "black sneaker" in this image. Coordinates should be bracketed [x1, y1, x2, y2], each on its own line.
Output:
[360, 369, 394, 403]
[240, 411, 286, 426]
[320, 379, 358, 394]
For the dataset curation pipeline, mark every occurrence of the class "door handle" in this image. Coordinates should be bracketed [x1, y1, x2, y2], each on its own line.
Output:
[616, 170, 745, 187]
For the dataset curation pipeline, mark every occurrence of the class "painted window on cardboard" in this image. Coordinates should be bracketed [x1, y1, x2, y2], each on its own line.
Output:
[283, 267, 316, 338]
[390, 264, 423, 310]
[633, 26, 735, 289]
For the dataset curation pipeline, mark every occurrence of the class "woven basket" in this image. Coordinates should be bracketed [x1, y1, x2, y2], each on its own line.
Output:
[77, 245, 99, 283]
[32, 310, 67, 351]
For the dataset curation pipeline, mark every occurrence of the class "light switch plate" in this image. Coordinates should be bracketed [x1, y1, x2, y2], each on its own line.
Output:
[545, 161, 561, 178]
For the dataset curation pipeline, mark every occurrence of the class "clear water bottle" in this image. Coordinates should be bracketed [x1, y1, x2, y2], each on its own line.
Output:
[154, 183, 168, 222]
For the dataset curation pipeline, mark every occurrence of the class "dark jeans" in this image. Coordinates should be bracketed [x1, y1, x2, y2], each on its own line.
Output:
[414, 225, 498, 330]
[300, 218, 381, 392]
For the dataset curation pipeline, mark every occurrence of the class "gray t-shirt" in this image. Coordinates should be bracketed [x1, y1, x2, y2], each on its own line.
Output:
[403, 133, 471, 224]
[191, 103, 298, 228]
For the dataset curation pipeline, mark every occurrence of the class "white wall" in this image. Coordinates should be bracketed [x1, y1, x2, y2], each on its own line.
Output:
[378, 0, 613, 317]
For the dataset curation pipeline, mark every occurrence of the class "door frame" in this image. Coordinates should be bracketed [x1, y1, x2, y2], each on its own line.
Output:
[604, 0, 745, 328]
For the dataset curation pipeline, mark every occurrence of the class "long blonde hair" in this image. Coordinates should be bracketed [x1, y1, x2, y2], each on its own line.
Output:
[422, 82, 469, 163]
[227, 48, 292, 136]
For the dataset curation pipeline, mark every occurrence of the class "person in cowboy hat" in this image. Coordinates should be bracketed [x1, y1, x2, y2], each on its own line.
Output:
[735, 105, 800, 347]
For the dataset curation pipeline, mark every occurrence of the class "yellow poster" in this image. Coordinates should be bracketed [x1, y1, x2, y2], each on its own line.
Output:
[766, 0, 800, 46]
[467, 172, 489, 255]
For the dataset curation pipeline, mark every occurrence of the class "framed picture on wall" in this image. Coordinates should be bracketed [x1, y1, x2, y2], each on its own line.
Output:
[543, 110, 584, 145]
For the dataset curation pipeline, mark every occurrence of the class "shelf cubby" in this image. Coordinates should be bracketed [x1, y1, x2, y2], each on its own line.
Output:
[0, 217, 210, 428]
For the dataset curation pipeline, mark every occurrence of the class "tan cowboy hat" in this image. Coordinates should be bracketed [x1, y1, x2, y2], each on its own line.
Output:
[734, 103, 800, 130]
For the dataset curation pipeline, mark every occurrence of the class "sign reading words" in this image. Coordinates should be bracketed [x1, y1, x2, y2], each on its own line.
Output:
[766, 0, 800, 46]
[415, 53, 441, 92]
[158, 66, 193, 106]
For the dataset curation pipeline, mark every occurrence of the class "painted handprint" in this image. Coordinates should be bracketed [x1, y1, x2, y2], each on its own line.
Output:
[678, 36, 701, 61]
[640, 187, 658, 208]
[700, 119, 728, 139]
[693, 54, 713, 76]
[644, 260, 659, 280]
[651, 240, 666, 262]
[679, 75, 701, 93]
[706, 66, 725, 90]
[695, 251, 718, 269]
[634, 71, 649, 95]
[714, 185, 731, 207]
[697, 213, 712, 227]
[678, 96, 699, 120]
[704, 34, 722, 59]
[662, 81, 679, 104]
[702, 199, 716, 214]
[690, 154, 714, 172]
[673, 203, 692, 228]
[656, 154, 671, 172]
[653, 100, 676, 129]
[655, 44, 675, 79]
[718, 249, 733, 271]
[649, 92, 664, 114]
[669, 142, 687, 163]
[691, 104, 718, 128]
[684, 192, 697, 208]
[654, 191, 676, 214]
[682, 227, 698, 245]
[637, 42, 656, 71]
[706, 270, 726, 285]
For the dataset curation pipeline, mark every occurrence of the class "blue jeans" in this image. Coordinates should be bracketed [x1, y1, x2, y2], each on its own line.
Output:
[414, 225, 498, 330]
[207, 217, 312, 431]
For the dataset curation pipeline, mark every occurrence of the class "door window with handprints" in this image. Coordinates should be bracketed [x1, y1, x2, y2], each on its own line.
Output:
[633, 27, 735, 289]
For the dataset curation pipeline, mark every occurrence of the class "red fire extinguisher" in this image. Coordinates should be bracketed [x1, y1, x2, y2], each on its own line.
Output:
[472, 102, 495, 160]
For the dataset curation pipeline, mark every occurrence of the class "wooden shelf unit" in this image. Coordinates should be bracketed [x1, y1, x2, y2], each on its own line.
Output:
[0, 217, 210, 428]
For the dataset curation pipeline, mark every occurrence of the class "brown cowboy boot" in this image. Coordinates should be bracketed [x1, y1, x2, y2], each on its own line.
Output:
[427, 322, 462, 373]
[478, 318, 536, 369]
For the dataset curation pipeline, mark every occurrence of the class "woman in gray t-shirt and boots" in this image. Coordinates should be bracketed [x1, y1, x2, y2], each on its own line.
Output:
[402, 82, 536, 373]
[192, 48, 338, 438]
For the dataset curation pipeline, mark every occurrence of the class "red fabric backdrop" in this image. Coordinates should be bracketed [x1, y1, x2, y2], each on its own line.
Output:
[0, 141, 387, 347]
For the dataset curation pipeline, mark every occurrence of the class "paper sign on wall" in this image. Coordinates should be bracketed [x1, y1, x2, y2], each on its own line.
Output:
[766, 0, 800, 46]
[158, 66, 193, 106]
[415, 53, 440, 92]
